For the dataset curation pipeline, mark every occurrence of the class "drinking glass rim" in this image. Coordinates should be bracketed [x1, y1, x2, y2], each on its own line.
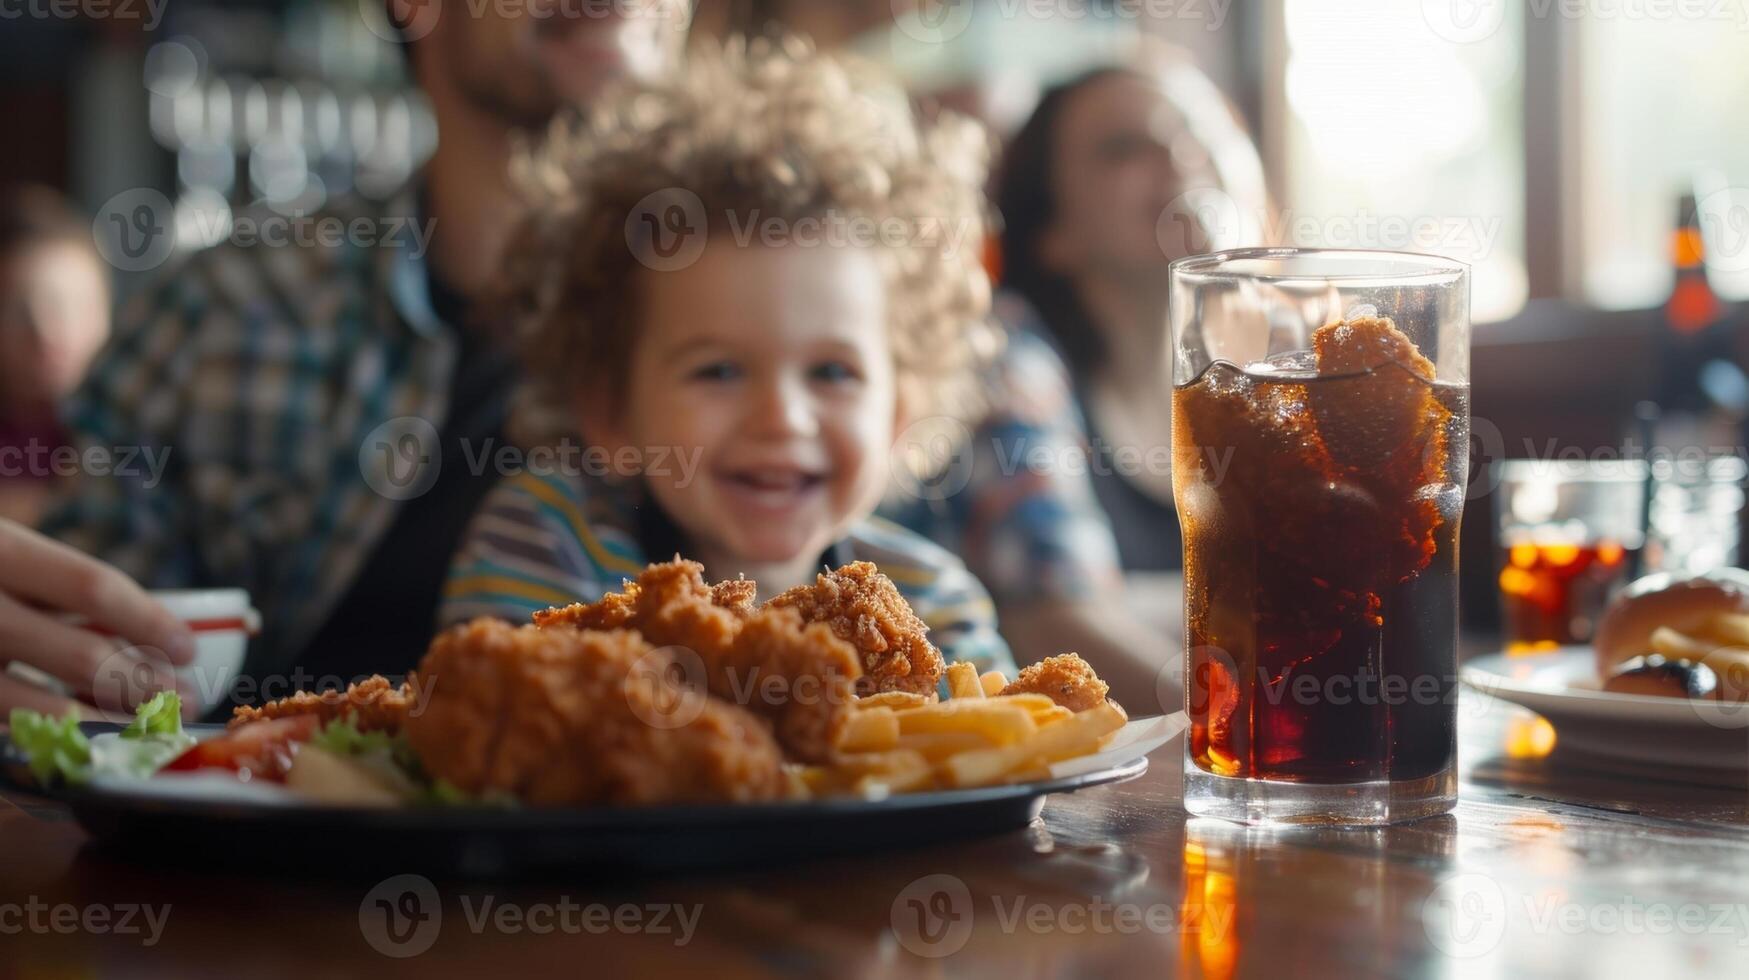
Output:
[1168, 247, 1469, 287]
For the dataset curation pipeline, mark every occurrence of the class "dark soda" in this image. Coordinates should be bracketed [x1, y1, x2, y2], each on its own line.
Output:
[1174, 317, 1469, 785]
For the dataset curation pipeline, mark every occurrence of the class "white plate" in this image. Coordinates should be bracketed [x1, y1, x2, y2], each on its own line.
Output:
[1461, 647, 1749, 770]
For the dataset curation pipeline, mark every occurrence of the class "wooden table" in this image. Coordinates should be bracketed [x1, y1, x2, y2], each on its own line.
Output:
[2, 686, 1744, 980]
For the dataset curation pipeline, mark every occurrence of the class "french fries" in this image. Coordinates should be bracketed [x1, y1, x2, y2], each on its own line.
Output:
[946, 662, 984, 699]
[943, 701, 1127, 788]
[995, 693, 1075, 725]
[839, 707, 899, 752]
[896, 699, 1038, 744]
[818, 660, 1133, 798]
[894, 731, 993, 762]
[833, 749, 935, 797]
[979, 670, 1008, 697]
[1033, 705, 1076, 727]
[855, 691, 933, 711]
[833, 749, 930, 774]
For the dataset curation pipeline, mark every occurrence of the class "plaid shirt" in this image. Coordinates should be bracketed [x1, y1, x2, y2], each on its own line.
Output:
[443, 470, 1016, 679]
[878, 292, 1126, 604]
[39, 193, 452, 675]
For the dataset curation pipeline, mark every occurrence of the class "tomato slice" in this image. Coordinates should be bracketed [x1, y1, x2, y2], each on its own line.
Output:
[161, 715, 321, 782]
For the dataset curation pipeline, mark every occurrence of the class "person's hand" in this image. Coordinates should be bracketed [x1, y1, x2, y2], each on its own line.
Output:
[0, 519, 195, 721]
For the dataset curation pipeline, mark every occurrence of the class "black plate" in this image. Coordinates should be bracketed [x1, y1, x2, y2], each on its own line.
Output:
[3, 723, 1149, 877]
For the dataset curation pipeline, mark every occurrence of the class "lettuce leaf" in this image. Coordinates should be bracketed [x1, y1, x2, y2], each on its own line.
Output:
[9, 692, 193, 786]
[7, 709, 91, 785]
[96, 690, 195, 779]
[120, 690, 183, 739]
[308, 717, 402, 759]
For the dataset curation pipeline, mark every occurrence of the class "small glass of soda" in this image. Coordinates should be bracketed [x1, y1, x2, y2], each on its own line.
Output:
[1494, 459, 1645, 653]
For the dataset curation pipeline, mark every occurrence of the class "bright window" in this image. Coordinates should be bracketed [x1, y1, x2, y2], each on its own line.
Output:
[1279, 0, 1527, 322]
[1577, 13, 1749, 308]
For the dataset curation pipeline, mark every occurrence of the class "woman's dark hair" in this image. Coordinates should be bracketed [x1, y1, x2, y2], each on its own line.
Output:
[996, 51, 1268, 381]
[994, 67, 1127, 381]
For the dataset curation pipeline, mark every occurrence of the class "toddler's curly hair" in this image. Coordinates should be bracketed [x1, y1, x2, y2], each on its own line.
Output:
[501, 35, 997, 442]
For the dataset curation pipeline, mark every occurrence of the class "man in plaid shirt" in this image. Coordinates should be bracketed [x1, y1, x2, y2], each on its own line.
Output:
[1, 5, 698, 719]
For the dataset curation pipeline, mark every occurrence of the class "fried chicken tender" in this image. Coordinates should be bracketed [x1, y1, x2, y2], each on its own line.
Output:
[404, 619, 786, 805]
[999, 653, 1110, 712]
[711, 578, 759, 618]
[532, 582, 642, 631]
[535, 560, 862, 762]
[717, 608, 861, 762]
[228, 675, 418, 733]
[767, 561, 945, 696]
[533, 558, 757, 632]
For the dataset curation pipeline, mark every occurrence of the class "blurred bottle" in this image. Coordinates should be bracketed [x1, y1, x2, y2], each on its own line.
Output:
[1650, 192, 1746, 448]
[1637, 189, 1749, 574]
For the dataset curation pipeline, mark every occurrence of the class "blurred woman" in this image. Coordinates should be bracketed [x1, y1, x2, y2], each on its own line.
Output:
[0, 185, 112, 523]
[995, 45, 1268, 571]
